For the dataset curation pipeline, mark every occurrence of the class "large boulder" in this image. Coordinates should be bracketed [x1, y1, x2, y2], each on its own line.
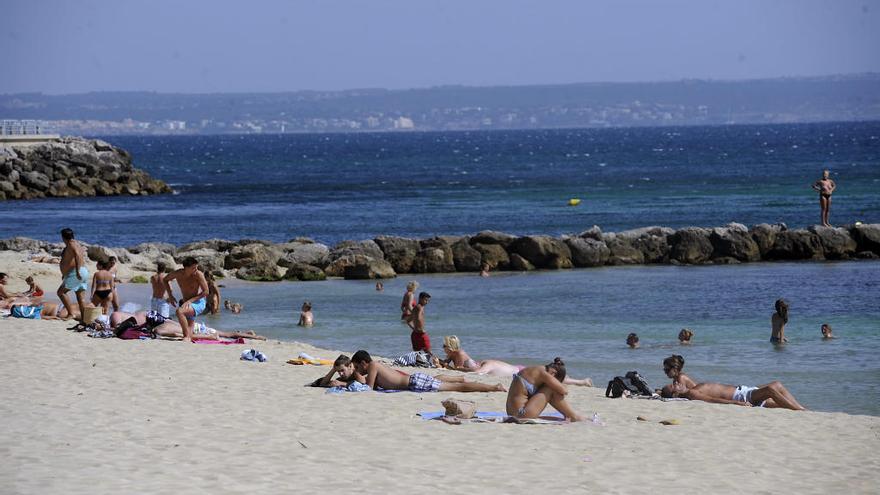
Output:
[277, 242, 330, 267]
[766, 229, 823, 260]
[327, 240, 385, 265]
[472, 243, 510, 270]
[20, 171, 51, 191]
[850, 223, 880, 255]
[451, 237, 482, 272]
[282, 262, 327, 282]
[174, 248, 226, 275]
[180, 238, 236, 253]
[343, 256, 397, 280]
[668, 228, 713, 264]
[603, 234, 645, 265]
[617, 227, 672, 263]
[470, 230, 517, 248]
[710, 223, 760, 262]
[127, 242, 177, 256]
[235, 264, 284, 282]
[87, 244, 121, 263]
[373, 236, 420, 273]
[809, 226, 857, 260]
[508, 253, 535, 271]
[411, 238, 456, 273]
[577, 225, 603, 241]
[508, 235, 573, 269]
[126, 250, 177, 272]
[750, 223, 786, 258]
[0, 237, 47, 252]
[224, 244, 283, 271]
[565, 237, 610, 267]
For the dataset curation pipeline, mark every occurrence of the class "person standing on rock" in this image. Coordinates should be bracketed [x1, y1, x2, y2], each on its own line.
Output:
[811, 169, 836, 227]
[407, 292, 432, 352]
[162, 257, 209, 342]
[57, 228, 89, 321]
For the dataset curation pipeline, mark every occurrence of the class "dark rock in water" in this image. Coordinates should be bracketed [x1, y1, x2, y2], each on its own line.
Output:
[603, 234, 645, 265]
[180, 239, 236, 253]
[668, 228, 713, 264]
[809, 226, 857, 260]
[374, 236, 420, 273]
[849, 223, 880, 255]
[174, 248, 226, 275]
[451, 237, 482, 272]
[565, 237, 610, 267]
[712, 256, 742, 265]
[750, 223, 786, 257]
[282, 262, 327, 281]
[618, 227, 672, 263]
[509, 235, 573, 269]
[343, 256, 396, 279]
[710, 223, 760, 262]
[224, 244, 282, 270]
[328, 240, 384, 265]
[508, 253, 535, 271]
[236, 264, 284, 282]
[470, 230, 517, 248]
[1, 137, 170, 201]
[578, 225, 603, 241]
[767, 229, 823, 260]
[472, 243, 510, 270]
[412, 238, 456, 273]
[277, 242, 329, 268]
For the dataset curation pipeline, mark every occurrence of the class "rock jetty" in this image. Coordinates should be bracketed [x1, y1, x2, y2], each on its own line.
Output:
[2, 223, 878, 282]
[0, 137, 171, 200]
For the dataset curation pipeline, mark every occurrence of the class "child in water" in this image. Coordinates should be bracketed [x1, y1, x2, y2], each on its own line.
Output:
[298, 301, 314, 327]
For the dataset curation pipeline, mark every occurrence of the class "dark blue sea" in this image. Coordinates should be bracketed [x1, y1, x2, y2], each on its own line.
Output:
[4, 122, 880, 415]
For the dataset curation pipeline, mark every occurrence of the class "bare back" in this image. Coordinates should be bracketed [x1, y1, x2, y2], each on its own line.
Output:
[685, 382, 736, 401]
[771, 313, 785, 341]
[368, 362, 411, 390]
[150, 273, 166, 299]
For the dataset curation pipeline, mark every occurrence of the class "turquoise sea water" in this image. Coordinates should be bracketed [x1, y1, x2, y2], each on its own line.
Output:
[119, 260, 880, 416]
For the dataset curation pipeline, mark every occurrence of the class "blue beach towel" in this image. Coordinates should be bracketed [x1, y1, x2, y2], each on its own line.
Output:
[417, 411, 564, 421]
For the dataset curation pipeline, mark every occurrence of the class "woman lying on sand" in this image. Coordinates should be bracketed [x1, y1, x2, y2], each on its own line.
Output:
[440, 336, 593, 386]
[110, 311, 266, 341]
[506, 358, 586, 421]
[662, 354, 698, 391]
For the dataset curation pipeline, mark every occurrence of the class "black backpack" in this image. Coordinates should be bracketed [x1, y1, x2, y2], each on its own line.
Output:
[605, 371, 654, 398]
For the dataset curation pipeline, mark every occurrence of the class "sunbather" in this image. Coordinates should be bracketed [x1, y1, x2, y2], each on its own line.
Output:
[506, 358, 587, 421]
[350, 350, 505, 393]
[662, 354, 697, 391]
[660, 380, 806, 410]
[472, 357, 593, 386]
[110, 310, 266, 341]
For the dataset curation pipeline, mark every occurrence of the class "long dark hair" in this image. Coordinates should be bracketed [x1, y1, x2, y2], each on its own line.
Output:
[545, 357, 567, 382]
[775, 299, 789, 323]
[663, 354, 685, 374]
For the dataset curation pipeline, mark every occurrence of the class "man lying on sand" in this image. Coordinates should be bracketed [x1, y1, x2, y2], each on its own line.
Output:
[661, 380, 806, 410]
[349, 350, 506, 393]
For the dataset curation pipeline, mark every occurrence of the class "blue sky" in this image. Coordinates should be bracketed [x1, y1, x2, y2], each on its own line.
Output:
[3, 0, 878, 94]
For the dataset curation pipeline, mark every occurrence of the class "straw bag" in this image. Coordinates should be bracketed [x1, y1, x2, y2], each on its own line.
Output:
[441, 398, 476, 419]
[82, 306, 102, 324]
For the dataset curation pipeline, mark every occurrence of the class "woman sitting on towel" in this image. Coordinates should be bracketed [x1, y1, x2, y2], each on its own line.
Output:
[506, 358, 586, 422]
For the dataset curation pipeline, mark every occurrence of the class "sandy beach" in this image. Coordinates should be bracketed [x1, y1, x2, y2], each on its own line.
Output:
[0, 315, 877, 495]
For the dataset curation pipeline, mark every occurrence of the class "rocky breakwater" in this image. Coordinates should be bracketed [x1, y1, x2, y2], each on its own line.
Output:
[0, 137, 171, 200]
[2, 223, 878, 283]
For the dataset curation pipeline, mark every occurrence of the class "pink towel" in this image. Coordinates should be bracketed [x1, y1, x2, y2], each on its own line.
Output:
[193, 337, 246, 345]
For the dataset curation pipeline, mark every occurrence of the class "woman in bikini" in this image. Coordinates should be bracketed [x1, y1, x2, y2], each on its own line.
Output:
[505, 358, 586, 421]
[400, 281, 418, 320]
[439, 335, 480, 371]
[91, 261, 114, 314]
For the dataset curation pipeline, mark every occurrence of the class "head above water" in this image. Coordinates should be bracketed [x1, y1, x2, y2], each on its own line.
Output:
[821, 323, 833, 338]
[626, 332, 639, 348]
[302, 301, 312, 311]
[443, 335, 461, 352]
[545, 357, 567, 382]
[775, 299, 789, 323]
[678, 328, 694, 343]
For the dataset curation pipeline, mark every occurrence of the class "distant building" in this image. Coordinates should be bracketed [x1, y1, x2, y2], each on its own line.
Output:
[393, 117, 414, 129]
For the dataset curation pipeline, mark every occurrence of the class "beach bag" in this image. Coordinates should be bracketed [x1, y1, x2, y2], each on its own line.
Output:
[11, 305, 41, 319]
[82, 306, 102, 324]
[606, 371, 654, 398]
[624, 371, 654, 396]
[442, 398, 476, 419]
[113, 317, 155, 340]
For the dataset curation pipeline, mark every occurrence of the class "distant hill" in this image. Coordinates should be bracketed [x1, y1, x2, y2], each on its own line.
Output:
[2, 74, 878, 134]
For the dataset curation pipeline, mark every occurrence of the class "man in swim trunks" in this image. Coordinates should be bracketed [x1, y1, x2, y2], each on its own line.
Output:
[150, 262, 171, 318]
[162, 257, 209, 342]
[661, 380, 805, 410]
[56, 228, 89, 321]
[407, 292, 431, 352]
[350, 350, 505, 393]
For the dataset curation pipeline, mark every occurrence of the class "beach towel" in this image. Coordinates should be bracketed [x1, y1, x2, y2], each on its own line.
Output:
[392, 350, 434, 368]
[194, 337, 245, 345]
[326, 381, 372, 394]
[287, 358, 334, 366]
[418, 411, 566, 424]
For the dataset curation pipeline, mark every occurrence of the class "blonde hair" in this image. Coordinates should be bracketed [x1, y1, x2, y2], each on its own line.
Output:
[443, 335, 461, 351]
[406, 281, 419, 292]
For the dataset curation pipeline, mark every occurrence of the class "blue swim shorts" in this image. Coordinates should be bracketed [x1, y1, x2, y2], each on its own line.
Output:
[186, 298, 207, 320]
[63, 267, 90, 292]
